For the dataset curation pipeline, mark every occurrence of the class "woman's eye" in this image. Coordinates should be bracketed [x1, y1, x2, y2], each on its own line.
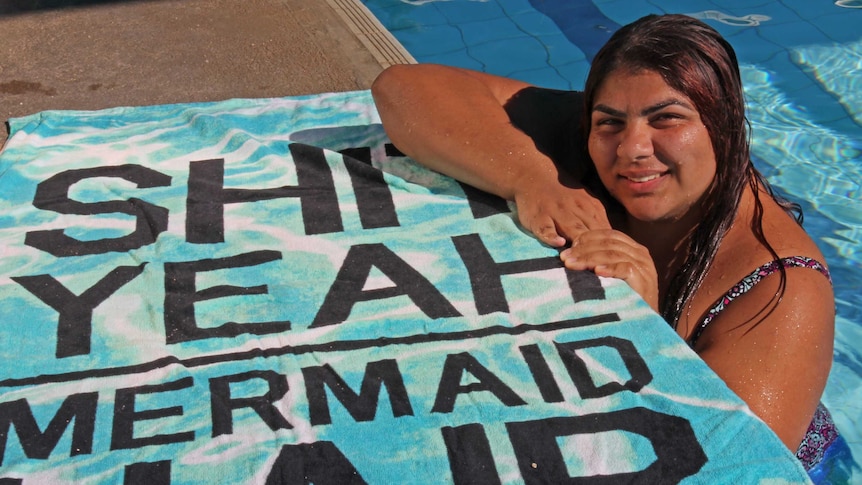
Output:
[594, 118, 622, 127]
[652, 113, 684, 124]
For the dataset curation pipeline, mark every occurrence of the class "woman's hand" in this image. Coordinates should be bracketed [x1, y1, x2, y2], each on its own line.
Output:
[513, 178, 610, 247]
[560, 230, 659, 311]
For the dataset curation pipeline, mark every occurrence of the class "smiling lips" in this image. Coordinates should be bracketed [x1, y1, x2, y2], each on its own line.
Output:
[625, 173, 663, 183]
[617, 170, 669, 194]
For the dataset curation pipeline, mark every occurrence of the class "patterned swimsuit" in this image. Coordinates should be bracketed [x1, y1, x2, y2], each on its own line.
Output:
[686, 256, 841, 474]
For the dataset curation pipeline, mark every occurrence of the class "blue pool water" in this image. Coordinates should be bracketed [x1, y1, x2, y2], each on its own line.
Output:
[364, 0, 862, 478]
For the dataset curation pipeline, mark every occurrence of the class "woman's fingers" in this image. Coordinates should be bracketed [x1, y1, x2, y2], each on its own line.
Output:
[560, 231, 649, 268]
[528, 216, 568, 247]
[560, 230, 659, 311]
[515, 186, 610, 247]
[594, 261, 660, 311]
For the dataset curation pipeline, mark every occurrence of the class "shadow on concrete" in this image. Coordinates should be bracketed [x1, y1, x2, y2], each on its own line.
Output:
[0, 0, 153, 15]
[0, 0, 388, 148]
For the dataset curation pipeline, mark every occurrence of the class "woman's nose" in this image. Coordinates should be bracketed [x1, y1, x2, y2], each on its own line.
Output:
[616, 123, 653, 160]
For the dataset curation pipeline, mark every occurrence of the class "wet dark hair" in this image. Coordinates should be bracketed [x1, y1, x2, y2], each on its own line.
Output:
[582, 14, 801, 328]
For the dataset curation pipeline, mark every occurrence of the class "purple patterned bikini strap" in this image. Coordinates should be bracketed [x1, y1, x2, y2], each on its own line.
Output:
[687, 256, 830, 347]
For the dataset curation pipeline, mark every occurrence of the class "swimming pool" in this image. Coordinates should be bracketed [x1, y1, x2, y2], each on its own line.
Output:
[363, 0, 861, 478]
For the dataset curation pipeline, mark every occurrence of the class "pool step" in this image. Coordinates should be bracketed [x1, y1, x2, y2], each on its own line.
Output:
[326, 0, 417, 67]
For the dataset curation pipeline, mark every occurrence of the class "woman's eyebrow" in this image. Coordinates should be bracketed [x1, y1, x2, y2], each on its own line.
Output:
[592, 104, 625, 117]
[592, 98, 695, 117]
[642, 98, 694, 116]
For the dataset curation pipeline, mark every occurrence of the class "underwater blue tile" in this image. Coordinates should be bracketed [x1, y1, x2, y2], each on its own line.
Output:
[420, 51, 485, 71]
[783, 83, 859, 127]
[789, 42, 862, 137]
[702, 0, 772, 9]
[537, 33, 589, 67]
[361, 0, 403, 9]
[509, 10, 569, 37]
[532, 0, 617, 19]
[758, 19, 833, 48]
[529, 1, 623, 34]
[722, 1, 793, 16]
[779, 0, 850, 19]
[395, 23, 467, 58]
[806, 11, 862, 44]
[723, 28, 786, 64]
[760, 53, 820, 89]
[457, 17, 529, 46]
[651, 0, 718, 15]
[527, 1, 620, 61]
[758, 6, 814, 25]
[762, 58, 847, 124]
[437, 0, 507, 23]
[371, 2, 450, 29]
[547, 60, 592, 89]
[593, 0, 660, 25]
[507, 65, 573, 90]
[468, 36, 552, 74]
[363, 3, 395, 27]
[497, 0, 538, 17]
[594, 0, 651, 11]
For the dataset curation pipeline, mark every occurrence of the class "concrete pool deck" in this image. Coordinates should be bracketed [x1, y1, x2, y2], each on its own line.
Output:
[0, 0, 414, 147]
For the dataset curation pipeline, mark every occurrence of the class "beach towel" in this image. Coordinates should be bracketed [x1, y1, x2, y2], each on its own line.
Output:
[0, 91, 812, 483]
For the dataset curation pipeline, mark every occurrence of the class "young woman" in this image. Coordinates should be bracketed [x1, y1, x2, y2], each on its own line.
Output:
[372, 13, 847, 478]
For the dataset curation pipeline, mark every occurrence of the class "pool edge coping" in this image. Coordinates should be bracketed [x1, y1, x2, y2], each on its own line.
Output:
[325, 0, 417, 67]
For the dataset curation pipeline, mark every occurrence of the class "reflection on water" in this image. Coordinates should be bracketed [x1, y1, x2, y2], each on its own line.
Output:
[686, 10, 771, 27]
[835, 0, 862, 8]
[795, 40, 862, 130]
[743, 63, 862, 243]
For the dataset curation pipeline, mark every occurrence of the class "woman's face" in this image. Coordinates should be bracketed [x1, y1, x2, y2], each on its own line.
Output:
[588, 69, 717, 225]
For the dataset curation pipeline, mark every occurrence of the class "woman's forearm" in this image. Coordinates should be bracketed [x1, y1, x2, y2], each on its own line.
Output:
[371, 64, 560, 201]
[372, 64, 610, 245]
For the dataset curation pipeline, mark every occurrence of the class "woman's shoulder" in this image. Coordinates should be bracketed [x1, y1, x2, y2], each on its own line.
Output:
[724, 186, 827, 271]
[683, 189, 832, 342]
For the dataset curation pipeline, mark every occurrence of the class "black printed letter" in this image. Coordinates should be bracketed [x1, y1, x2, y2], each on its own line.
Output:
[210, 370, 291, 437]
[124, 460, 171, 485]
[452, 233, 604, 315]
[555, 337, 652, 399]
[506, 409, 706, 483]
[25, 165, 171, 256]
[441, 423, 501, 485]
[111, 377, 195, 450]
[339, 147, 399, 229]
[186, 148, 342, 243]
[302, 359, 413, 426]
[0, 393, 97, 466]
[312, 243, 460, 327]
[12, 264, 147, 357]
[432, 353, 526, 413]
[519, 344, 564, 403]
[266, 441, 365, 485]
[163, 250, 290, 344]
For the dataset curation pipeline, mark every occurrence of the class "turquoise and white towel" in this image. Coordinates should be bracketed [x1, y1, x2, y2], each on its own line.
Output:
[0, 91, 811, 483]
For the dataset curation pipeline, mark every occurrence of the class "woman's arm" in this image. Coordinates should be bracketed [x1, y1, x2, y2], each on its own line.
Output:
[689, 192, 836, 451]
[696, 268, 834, 451]
[371, 64, 610, 246]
